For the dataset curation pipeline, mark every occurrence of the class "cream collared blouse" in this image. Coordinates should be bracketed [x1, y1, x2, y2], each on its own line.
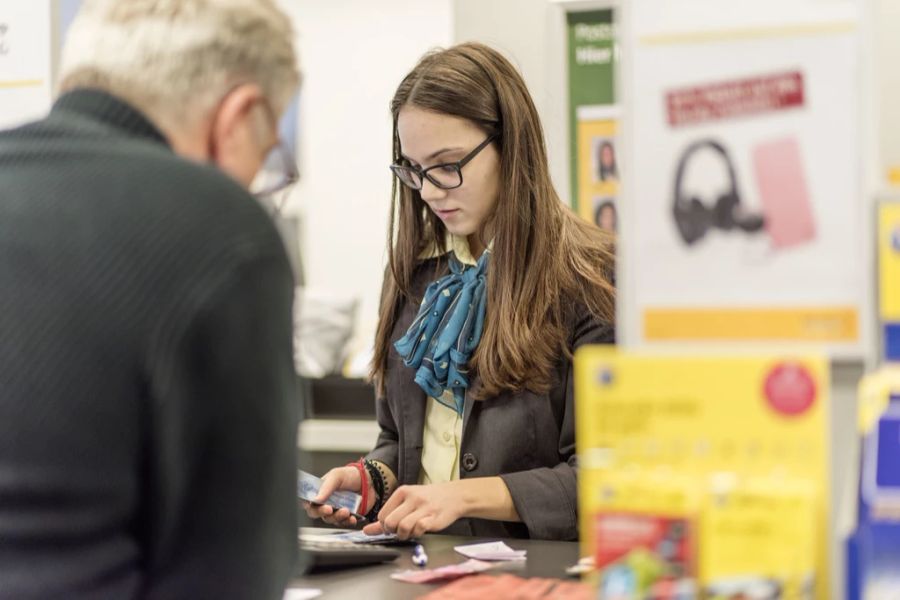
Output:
[417, 235, 483, 485]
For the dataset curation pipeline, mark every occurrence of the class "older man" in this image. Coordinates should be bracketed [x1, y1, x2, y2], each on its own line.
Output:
[0, 1, 301, 598]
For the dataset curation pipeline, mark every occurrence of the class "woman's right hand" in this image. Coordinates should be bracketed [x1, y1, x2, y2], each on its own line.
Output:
[302, 466, 366, 527]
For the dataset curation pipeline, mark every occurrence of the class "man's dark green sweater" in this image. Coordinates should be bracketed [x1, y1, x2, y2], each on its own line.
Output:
[0, 90, 298, 599]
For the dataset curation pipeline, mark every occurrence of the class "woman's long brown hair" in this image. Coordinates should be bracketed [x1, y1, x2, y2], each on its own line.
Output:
[371, 42, 615, 400]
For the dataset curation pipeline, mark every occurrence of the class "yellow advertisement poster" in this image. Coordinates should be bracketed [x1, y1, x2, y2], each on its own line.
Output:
[576, 106, 619, 234]
[879, 202, 900, 321]
[575, 348, 830, 598]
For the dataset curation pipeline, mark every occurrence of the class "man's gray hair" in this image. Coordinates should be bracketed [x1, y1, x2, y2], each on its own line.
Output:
[59, 0, 300, 131]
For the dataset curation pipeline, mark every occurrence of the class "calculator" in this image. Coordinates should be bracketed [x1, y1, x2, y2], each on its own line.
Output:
[297, 531, 401, 573]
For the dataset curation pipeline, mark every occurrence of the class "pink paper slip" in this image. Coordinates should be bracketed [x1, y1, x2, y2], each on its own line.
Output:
[391, 559, 494, 584]
[752, 137, 817, 249]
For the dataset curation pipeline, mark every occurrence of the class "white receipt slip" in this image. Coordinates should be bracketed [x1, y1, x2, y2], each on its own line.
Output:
[453, 541, 527, 561]
[283, 589, 322, 600]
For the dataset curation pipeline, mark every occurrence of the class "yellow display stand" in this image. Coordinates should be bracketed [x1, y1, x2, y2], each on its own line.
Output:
[575, 349, 830, 598]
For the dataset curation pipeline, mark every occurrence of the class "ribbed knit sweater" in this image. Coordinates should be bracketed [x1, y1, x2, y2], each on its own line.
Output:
[0, 90, 298, 599]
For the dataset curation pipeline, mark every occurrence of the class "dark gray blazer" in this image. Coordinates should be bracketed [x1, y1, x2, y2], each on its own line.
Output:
[367, 257, 614, 541]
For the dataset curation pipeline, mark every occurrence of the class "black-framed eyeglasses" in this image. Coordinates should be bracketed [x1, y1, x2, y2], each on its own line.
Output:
[390, 134, 497, 191]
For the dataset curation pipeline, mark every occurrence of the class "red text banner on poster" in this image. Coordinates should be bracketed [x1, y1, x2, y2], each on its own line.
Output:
[666, 71, 804, 127]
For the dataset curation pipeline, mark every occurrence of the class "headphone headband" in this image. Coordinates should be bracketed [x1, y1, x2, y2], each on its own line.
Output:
[673, 138, 739, 205]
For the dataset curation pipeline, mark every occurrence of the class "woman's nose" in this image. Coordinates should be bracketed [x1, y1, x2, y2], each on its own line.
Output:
[419, 177, 448, 203]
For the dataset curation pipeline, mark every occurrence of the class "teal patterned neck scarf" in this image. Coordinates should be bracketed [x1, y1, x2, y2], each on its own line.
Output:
[394, 249, 490, 415]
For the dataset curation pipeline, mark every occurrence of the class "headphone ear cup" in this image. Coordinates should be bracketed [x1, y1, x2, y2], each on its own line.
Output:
[673, 196, 712, 245]
[690, 197, 712, 229]
[713, 193, 740, 230]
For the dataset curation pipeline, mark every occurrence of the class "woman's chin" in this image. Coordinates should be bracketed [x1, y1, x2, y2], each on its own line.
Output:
[442, 224, 475, 238]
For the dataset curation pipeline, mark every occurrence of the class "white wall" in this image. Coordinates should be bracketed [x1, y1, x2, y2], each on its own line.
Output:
[277, 0, 453, 353]
[875, 0, 900, 179]
[453, 0, 573, 203]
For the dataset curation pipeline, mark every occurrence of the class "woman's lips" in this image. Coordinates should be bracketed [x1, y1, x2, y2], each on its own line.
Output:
[434, 208, 460, 220]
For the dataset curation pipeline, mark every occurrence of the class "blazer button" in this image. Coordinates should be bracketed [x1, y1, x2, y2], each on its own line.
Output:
[462, 453, 478, 472]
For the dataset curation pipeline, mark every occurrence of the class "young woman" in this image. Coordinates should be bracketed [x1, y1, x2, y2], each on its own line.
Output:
[304, 42, 615, 541]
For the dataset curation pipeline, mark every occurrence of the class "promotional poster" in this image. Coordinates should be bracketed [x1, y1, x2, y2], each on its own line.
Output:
[621, 4, 864, 354]
[576, 348, 831, 598]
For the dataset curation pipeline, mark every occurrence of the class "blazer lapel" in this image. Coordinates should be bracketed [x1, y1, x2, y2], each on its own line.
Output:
[462, 374, 479, 440]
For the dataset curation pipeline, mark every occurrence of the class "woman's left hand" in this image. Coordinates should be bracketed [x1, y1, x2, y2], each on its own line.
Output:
[362, 482, 462, 540]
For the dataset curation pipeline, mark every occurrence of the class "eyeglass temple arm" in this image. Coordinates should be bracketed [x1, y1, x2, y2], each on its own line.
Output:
[456, 134, 498, 169]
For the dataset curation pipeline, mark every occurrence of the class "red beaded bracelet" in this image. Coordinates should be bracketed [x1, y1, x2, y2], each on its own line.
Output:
[346, 459, 368, 517]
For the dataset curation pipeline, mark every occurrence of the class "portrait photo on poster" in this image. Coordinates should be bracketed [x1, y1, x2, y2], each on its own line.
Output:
[592, 136, 618, 183]
[593, 198, 617, 233]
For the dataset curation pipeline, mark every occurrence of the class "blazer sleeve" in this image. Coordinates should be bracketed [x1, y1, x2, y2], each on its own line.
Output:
[499, 311, 614, 540]
[366, 380, 401, 476]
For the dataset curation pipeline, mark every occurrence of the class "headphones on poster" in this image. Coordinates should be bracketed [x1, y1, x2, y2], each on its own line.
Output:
[672, 139, 765, 246]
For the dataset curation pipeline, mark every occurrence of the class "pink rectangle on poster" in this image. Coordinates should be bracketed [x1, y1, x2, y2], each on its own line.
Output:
[752, 137, 817, 249]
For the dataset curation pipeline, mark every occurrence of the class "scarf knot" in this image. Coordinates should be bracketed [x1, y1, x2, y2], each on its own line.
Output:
[393, 249, 490, 414]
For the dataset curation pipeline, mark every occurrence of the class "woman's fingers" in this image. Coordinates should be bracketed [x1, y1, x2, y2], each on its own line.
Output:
[304, 466, 364, 526]
[362, 521, 385, 536]
[314, 469, 346, 503]
[303, 502, 332, 519]
[380, 495, 418, 535]
[395, 510, 432, 540]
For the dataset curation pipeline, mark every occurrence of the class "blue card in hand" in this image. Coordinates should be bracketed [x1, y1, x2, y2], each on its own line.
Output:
[298, 469, 364, 517]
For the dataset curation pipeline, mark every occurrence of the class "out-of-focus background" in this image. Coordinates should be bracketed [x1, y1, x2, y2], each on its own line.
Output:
[5, 0, 900, 595]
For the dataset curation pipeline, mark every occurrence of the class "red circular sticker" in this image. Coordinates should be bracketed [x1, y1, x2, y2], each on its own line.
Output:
[763, 362, 817, 417]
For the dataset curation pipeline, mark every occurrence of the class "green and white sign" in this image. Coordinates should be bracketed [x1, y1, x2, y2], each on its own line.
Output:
[567, 10, 616, 212]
